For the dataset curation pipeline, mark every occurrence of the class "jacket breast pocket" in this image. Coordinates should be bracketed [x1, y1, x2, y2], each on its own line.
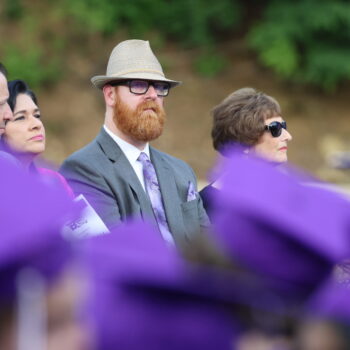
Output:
[181, 200, 200, 238]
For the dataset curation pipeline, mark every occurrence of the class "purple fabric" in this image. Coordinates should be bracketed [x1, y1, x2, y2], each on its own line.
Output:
[138, 152, 173, 244]
[304, 278, 350, 322]
[211, 150, 350, 302]
[0, 158, 78, 299]
[37, 167, 74, 198]
[80, 221, 239, 350]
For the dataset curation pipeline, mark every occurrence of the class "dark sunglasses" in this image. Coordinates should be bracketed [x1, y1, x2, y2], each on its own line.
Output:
[111, 79, 170, 97]
[265, 121, 287, 138]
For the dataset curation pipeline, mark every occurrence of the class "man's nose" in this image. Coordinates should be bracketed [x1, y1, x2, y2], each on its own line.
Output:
[4, 103, 13, 121]
[144, 85, 158, 99]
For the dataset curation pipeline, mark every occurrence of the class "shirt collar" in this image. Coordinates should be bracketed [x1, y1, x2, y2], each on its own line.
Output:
[104, 125, 150, 163]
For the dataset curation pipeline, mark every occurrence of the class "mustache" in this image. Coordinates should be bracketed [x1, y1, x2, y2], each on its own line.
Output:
[137, 100, 163, 115]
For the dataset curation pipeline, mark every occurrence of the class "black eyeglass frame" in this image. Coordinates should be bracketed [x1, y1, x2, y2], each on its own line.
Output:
[110, 79, 170, 97]
[265, 121, 287, 138]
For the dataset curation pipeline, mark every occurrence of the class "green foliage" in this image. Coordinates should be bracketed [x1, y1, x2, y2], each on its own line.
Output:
[304, 44, 350, 91]
[248, 24, 299, 79]
[2, 0, 242, 85]
[4, 0, 350, 90]
[3, 46, 61, 89]
[64, 0, 120, 35]
[64, 0, 241, 47]
[62, 0, 241, 78]
[1, 2, 66, 90]
[4, 0, 23, 20]
[155, 0, 241, 47]
[194, 52, 227, 77]
[248, 0, 350, 91]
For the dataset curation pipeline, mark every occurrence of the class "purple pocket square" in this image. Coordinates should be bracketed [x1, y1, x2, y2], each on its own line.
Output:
[187, 181, 197, 202]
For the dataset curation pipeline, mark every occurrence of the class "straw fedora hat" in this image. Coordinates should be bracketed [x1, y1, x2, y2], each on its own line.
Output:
[91, 40, 181, 89]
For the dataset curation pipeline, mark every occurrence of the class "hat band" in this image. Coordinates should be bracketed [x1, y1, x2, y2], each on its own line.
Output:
[108, 68, 165, 78]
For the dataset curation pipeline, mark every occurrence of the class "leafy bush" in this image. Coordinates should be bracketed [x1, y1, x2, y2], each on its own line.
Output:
[62, 0, 241, 78]
[4, 0, 350, 89]
[64, 0, 241, 47]
[3, 46, 61, 89]
[248, 0, 350, 91]
[4, 0, 23, 20]
[194, 52, 228, 77]
[154, 0, 241, 47]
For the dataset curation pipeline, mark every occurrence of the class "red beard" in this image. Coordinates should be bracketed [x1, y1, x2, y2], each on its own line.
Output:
[113, 97, 166, 142]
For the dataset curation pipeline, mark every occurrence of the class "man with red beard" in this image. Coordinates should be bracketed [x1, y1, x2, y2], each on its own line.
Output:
[60, 40, 210, 246]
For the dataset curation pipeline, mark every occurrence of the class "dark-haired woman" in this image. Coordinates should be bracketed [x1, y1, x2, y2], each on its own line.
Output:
[2, 79, 73, 196]
[200, 87, 292, 218]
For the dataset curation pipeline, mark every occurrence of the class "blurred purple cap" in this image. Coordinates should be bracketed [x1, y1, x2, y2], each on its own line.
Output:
[211, 150, 350, 302]
[80, 221, 238, 350]
[304, 279, 350, 323]
[0, 159, 77, 299]
[302, 261, 350, 323]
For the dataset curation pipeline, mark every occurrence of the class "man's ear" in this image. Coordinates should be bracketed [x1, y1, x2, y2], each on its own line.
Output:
[103, 85, 117, 107]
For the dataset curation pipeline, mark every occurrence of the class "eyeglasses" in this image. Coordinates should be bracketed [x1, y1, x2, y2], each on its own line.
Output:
[111, 79, 170, 97]
[265, 121, 287, 137]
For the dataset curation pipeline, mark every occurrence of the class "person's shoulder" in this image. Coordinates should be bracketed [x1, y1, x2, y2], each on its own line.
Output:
[63, 134, 105, 166]
[199, 184, 217, 196]
[0, 151, 21, 167]
[37, 167, 74, 197]
[38, 167, 64, 183]
[65, 128, 116, 164]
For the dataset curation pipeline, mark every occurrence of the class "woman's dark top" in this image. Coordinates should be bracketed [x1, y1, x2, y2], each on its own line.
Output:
[199, 184, 220, 222]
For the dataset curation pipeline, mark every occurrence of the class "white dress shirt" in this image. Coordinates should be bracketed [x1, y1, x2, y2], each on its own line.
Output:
[104, 125, 149, 191]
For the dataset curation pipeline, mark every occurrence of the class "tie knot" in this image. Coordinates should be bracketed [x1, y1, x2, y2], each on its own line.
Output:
[138, 152, 150, 164]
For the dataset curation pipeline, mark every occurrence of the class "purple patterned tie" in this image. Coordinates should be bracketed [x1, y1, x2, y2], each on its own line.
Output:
[138, 152, 174, 245]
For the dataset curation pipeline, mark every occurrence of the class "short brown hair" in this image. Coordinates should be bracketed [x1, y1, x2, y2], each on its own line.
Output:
[211, 87, 281, 154]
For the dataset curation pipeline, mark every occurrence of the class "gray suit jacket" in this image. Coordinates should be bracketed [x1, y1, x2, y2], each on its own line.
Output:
[60, 128, 210, 243]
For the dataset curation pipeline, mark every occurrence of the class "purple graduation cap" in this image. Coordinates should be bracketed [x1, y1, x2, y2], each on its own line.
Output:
[303, 278, 350, 323]
[80, 221, 239, 350]
[0, 158, 77, 300]
[211, 150, 350, 305]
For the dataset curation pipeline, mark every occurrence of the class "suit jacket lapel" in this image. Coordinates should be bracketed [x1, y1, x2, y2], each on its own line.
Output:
[151, 148, 187, 240]
[96, 128, 155, 222]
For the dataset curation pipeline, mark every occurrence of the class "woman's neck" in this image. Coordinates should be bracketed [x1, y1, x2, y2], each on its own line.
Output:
[12, 153, 36, 171]
[0, 141, 36, 170]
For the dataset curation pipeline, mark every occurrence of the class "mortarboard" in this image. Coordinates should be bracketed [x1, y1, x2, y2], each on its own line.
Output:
[0, 159, 77, 300]
[211, 150, 350, 305]
[80, 221, 240, 350]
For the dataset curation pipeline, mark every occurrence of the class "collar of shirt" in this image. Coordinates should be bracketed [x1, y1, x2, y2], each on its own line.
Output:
[104, 125, 149, 190]
[104, 125, 150, 160]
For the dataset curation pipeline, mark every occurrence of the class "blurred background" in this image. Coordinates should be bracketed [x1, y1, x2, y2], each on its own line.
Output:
[1, 0, 350, 188]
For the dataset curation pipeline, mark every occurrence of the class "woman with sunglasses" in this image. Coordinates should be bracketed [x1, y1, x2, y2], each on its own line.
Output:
[1, 79, 73, 196]
[200, 87, 292, 218]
